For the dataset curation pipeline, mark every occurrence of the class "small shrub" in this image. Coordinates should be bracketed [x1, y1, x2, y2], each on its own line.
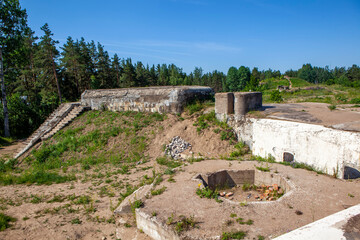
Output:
[270, 90, 283, 103]
[196, 187, 222, 202]
[174, 215, 197, 233]
[328, 104, 336, 111]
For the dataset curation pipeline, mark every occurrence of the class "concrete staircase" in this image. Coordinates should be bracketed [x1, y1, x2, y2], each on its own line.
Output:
[14, 102, 88, 159]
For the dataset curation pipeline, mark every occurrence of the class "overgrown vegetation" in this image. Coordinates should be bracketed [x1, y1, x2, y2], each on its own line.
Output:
[0, 213, 16, 231]
[194, 111, 236, 143]
[221, 231, 247, 240]
[0, 111, 165, 185]
[196, 187, 222, 203]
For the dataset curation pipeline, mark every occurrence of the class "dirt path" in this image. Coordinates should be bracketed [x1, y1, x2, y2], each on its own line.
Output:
[0, 140, 25, 159]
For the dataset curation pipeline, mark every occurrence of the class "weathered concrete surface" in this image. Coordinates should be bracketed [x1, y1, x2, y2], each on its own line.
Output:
[136, 209, 180, 240]
[273, 204, 360, 240]
[233, 92, 262, 116]
[114, 183, 153, 215]
[215, 93, 234, 120]
[81, 86, 214, 114]
[215, 92, 262, 119]
[229, 117, 360, 178]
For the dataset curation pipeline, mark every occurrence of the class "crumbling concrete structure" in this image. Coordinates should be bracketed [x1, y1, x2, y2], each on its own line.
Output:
[214, 92, 360, 179]
[81, 86, 214, 114]
[215, 92, 262, 120]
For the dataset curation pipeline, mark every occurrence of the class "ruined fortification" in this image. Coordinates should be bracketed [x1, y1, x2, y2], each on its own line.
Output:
[81, 86, 214, 114]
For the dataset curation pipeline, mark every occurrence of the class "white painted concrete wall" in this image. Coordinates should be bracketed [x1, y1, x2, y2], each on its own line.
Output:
[273, 204, 360, 240]
[228, 117, 360, 178]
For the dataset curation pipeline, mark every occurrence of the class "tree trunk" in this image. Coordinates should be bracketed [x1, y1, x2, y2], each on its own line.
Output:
[50, 50, 62, 103]
[0, 48, 10, 137]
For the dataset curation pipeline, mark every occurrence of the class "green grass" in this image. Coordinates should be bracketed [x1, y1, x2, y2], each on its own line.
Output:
[194, 111, 236, 142]
[0, 213, 16, 231]
[0, 137, 13, 147]
[0, 110, 166, 186]
[174, 215, 197, 233]
[156, 156, 182, 168]
[290, 78, 312, 88]
[151, 186, 167, 196]
[221, 231, 247, 240]
[196, 187, 222, 203]
[184, 99, 214, 115]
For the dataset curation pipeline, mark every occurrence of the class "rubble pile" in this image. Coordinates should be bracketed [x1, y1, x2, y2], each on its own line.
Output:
[254, 184, 284, 201]
[165, 136, 192, 160]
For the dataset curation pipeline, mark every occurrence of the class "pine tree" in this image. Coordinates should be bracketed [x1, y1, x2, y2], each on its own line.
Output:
[0, 0, 28, 137]
[36, 23, 62, 103]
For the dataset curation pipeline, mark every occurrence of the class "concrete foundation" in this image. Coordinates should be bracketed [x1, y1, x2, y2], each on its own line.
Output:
[81, 86, 214, 114]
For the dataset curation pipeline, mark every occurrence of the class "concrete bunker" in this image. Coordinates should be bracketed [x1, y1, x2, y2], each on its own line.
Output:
[197, 169, 292, 202]
[81, 86, 214, 114]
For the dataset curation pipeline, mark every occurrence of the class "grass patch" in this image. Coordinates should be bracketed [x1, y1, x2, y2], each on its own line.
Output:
[0, 213, 16, 231]
[156, 156, 182, 168]
[151, 186, 167, 196]
[221, 231, 247, 240]
[196, 187, 222, 203]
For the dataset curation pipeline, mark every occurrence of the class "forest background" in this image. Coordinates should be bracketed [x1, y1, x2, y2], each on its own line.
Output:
[1, 0, 360, 139]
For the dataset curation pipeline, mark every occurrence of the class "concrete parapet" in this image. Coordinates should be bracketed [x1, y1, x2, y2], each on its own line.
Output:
[81, 86, 214, 114]
[234, 92, 262, 116]
[215, 93, 234, 120]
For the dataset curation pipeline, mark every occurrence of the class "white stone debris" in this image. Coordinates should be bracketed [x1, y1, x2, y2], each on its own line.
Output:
[165, 136, 192, 160]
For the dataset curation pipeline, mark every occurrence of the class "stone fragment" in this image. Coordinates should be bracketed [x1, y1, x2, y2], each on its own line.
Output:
[225, 192, 234, 197]
[220, 192, 226, 197]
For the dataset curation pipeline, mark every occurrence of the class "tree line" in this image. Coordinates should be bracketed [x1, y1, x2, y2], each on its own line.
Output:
[1, 0, 359, 139]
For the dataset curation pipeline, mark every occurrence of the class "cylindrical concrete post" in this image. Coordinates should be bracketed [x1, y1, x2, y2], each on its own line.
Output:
[234, 92, 248, 116]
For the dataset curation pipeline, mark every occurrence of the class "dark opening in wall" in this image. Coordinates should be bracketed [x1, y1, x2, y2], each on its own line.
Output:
[283, 152, 294, 163]
[344, 166, 360, 179]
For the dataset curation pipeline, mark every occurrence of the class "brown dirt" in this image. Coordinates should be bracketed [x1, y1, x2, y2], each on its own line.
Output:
[142, 160, 360, 239]
[1, 109, 359, 240]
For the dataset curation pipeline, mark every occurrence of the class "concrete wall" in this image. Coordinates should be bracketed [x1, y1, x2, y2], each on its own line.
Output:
[228, 117, 360, 178]
[81, 86, 214, 114]
[215, 92, 262, 119]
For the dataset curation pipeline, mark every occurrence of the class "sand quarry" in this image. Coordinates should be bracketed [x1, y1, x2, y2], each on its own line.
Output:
[0, 103, 360, 240]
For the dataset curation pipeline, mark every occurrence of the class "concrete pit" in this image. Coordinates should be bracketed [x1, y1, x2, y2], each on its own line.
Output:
[196, 169, 292, 203]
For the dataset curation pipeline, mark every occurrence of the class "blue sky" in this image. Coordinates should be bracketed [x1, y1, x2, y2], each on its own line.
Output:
[21, 0, 360, 73]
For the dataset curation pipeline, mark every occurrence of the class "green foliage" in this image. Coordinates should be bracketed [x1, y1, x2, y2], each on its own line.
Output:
[269, 90, 283, 102]
[156, 156, 182, 168]
[0, 213, 16, 231]
[221, 231, 247, 240]
[328, 104, 337, 111]
[151, 186, 167, 196]
[229, 141, 249, 157]
[174, 215, 197, 233]
[71, 217, 82, 224]
[196, 187, 222, 202]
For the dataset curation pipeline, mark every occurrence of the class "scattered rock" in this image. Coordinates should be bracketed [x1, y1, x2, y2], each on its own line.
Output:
[226, 192, 234, 197]
[295, 210, 303, 215]
[220, 192, 226, 197]
[165, 136, 192, 160]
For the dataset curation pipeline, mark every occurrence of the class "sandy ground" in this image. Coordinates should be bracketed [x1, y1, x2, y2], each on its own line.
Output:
[1, 107, 359, 240]
[142, 160, 360, 239]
